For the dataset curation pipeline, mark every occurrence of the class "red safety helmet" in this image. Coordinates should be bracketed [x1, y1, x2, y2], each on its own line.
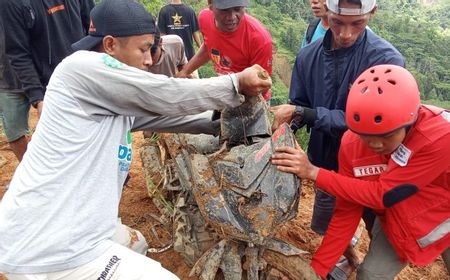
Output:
[346, 64, 421, 135]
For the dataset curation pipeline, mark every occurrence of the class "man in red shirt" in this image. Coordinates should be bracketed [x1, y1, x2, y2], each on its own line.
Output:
[272, 65, 450, 279]
[177, 0, 272, 101]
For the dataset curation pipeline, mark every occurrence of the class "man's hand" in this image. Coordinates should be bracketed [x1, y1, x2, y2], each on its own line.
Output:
[270, 104, 295, 131]
[32, 101, 44, 119]
[236, 64, 272, 97]
[271, 142, 319, 181]
[176, 69, 193, 79]
[343, 245, 360, 271]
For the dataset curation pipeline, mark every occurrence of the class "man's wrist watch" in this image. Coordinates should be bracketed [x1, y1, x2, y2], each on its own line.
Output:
[290, 105, 305, 131]
[292, 105, 304, 124]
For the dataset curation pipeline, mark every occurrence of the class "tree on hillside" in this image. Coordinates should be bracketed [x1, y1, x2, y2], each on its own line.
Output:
[370, 0, 450, 102]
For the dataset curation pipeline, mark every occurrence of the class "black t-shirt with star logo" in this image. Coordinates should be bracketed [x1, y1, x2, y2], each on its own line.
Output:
[157, 4, 199, 60]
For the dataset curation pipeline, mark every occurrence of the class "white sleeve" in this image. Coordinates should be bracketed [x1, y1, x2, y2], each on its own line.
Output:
[132, 111, 219, 135]
[53, 51, 244, 118]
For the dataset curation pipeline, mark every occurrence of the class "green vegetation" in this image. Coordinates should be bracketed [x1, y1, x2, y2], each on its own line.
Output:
[423, 99, 450, 109]
[138, 0, 166, 14]
[251, 0, 450, 107]
[270, 75, 290, 105]
[370, 1, 450, 105]
[137, 1, 450, 108]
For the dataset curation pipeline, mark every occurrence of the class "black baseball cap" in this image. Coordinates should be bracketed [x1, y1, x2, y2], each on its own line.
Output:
[72, 0, 156, 51]
[212, 0, 249, 9]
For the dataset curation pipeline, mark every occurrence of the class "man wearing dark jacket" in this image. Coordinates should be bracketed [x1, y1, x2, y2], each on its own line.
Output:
[0, 17, 26, 161]
[0, 0, 94, 160]
[271, 0, 405, 278]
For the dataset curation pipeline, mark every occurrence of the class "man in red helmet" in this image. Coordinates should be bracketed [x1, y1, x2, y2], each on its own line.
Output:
[272, 64, 450, 279]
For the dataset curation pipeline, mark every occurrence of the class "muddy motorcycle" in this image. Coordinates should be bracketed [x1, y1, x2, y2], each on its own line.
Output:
[140, 95, 320, 280]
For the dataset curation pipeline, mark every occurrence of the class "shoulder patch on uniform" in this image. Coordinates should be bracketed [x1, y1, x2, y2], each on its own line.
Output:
[102, 54, 124, 69]
[391, 144, 412, 167]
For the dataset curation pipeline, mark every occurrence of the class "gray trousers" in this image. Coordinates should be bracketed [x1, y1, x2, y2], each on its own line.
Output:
[311, 189, 335, 235]
[357, 218, 450, 280]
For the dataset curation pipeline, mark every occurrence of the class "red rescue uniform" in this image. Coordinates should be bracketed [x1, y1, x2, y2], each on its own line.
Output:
[311, 105, 450, 277]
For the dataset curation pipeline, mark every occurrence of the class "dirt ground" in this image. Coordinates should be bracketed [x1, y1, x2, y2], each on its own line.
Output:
[0, 109, 448, 280]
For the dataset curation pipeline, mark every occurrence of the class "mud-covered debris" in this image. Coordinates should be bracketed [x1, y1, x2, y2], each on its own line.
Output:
[219, 241, 243, 280]
[190, 123, 300, 245]
[190, 239, 226, 280]
[264, 238, 308, 256]
[245, 245, 260, 280]
[220, 95, 272, 148]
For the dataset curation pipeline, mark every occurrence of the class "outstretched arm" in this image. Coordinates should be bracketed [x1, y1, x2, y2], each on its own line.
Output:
[272, 135, 450, 210]
[289, 56, 346, 136]
[193, 31, 202, 48]
[176, 44, 210, 78]
[58, 52, 271, 117]
[133, 111, 219, 135]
